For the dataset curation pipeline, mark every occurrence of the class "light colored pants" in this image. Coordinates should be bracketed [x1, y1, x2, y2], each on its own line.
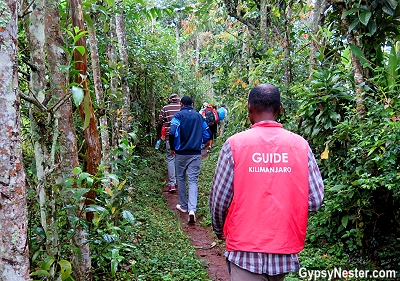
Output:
[166, 142, 176, 187]
[174, 154, 202, 212]
[229, 261, 286, 281]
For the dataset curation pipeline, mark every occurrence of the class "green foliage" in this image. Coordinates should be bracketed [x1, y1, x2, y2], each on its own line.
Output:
[297, 68, 354, 149]
[31, 257, 74, 281]
[89, 152, 210, 280]
[29, 140, 211, 280]
[298, 64, 400, 269]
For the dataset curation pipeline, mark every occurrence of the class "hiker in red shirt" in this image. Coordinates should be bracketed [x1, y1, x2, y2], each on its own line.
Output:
[156, 94, 181, 192]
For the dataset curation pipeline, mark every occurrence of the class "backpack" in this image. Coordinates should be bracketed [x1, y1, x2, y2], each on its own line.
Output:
[204, 108, 216, 126]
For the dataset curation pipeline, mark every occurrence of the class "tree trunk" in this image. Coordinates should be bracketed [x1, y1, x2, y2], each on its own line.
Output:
[45, 1, 83, 279]
[70, 0, 101, 278]
[259, 0, 269, 46]
[26, 0, 60, 259]
[115, 9, 131, 137]
[283, 2, 293, 87]
[108, 13, 121, 163]
[0, 0, 30, 278]
[88, 15, 111, 168]
[309, 0, 330, 73]
[341, 6, 365, 115]
[45, 0, 80, 179]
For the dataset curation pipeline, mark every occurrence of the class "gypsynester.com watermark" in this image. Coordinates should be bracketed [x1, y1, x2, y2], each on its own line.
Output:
[299, 267, 398, 280]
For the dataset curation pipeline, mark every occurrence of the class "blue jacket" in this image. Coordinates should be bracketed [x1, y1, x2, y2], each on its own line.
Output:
[169, 106, 211, 155]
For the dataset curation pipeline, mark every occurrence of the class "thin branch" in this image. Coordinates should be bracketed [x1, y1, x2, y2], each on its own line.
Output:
[21, 57, 38, 72]
[48, 91, 73, 113]
[19, 91, 48, 112]
[223, 0, 258, 35]
[19, 0, 35, 18]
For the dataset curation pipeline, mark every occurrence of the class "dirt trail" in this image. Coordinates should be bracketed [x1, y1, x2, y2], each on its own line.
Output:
[163, 188, 230, 281]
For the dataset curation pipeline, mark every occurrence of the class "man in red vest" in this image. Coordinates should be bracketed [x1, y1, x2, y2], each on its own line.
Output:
[209, 83, 324, 281]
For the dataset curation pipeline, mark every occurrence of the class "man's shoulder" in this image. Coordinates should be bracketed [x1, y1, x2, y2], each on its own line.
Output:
[281, 128, 307, 140]
[227, 129, 249, 142]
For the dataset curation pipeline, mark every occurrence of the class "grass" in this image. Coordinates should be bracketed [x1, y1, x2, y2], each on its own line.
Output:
[91, 150, 211, 281]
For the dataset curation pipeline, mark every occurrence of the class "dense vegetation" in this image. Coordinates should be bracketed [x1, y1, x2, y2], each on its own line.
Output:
[1, 0, 399, 280]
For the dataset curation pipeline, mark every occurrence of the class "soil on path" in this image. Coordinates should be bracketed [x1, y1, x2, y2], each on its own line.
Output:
[162, 171, 230, 281]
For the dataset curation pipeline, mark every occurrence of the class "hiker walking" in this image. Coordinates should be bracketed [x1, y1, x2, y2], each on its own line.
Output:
[217, 104, 228, 136]
[209, 83, 324, 281]
[169, 96, 211, 224]
[201, 103, 218, 151]
[156, 94, 181, 192]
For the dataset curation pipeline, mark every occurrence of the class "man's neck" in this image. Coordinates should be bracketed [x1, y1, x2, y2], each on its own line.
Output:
[252, 112, 277, 124]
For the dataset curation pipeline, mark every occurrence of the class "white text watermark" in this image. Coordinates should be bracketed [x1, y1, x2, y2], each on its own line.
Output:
[299, 267, 397, 280]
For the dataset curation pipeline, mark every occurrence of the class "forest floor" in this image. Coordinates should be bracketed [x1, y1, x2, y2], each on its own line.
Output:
[162, 149, 231, 281]
[163, 189, 230, 281]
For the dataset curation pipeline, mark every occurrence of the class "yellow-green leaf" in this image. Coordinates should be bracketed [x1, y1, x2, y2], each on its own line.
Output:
[118, 179, 127, 190]
[58, 260, 72, 281]
[321, 145, 329, 159]
[105, 186, 114, 196]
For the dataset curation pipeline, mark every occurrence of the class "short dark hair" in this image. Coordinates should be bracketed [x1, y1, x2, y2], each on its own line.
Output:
[248, 84, 280, 113]
[181, 96, 193, 106]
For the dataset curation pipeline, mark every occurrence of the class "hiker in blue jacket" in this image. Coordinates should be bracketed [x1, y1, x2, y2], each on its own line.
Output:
[169, 96, 211, 224]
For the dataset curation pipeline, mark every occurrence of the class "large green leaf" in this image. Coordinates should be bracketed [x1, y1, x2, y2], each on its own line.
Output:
[72, 187, 90, 201]
[349, 44, 369, 67]
[341, 215, 349, 228]
[349, 18, 360, 32]
[122, 210, 136, 224]
[58, 260, 72, 281]
[71, 86, 84, 106]
[341, 8, 361, 19]
[367, 19, 377, 35]
[86, 204, 108, 213]
[382, 5, 394, 16]
[386, 0, 398, 10]
[359, 11, 371, 26]
[387, 45, 398, 88]
[74, 45, 86, 56]
[30, 270, 50, 277]
[329, 185, 347, 191]
[41, 256, 55, 271]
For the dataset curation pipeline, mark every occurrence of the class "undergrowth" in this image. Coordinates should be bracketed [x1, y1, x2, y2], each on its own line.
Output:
[89, 147, 211, 281]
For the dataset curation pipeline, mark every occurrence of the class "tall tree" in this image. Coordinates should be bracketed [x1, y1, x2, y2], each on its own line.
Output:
[115, 3, 132, 137]
[26, 0, 60, 259]
[0, 0, 30, 279]
[309, 0, 330, 72]
[107, 13, 121, 156]
[88, 15, 111, 167]
[324, 0, 400, 115]
[70, 0, 102, 278]
[44, 0, 83, 271]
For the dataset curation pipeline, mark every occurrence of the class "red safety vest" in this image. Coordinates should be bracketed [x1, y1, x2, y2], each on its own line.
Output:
[224, 121, 309, 254]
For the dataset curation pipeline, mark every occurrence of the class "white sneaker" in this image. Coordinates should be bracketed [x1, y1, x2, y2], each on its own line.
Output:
[176, 204, 187, 213]
[188, 211, 196, 224]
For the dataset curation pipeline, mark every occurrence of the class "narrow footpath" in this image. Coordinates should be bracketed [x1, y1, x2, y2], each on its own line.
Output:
[163, 189, 230, 281]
